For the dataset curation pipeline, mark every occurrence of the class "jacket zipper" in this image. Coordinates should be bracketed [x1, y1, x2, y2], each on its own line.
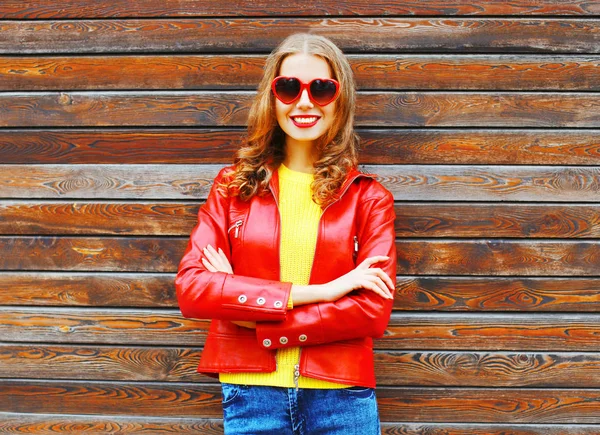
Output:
[298, 173, 367, 389]
[267, 181, 282, 374]
[228, 219, 243, 238]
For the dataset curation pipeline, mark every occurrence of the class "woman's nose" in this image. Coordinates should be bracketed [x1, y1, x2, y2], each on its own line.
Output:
[296, 89, 314, 109]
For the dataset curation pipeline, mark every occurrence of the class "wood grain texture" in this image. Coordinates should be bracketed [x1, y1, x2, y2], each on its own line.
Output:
[2, 0, 599, 18]
[3, 308, 600, 350]
[396, 204, 600, 238]
[0, 165, 598, 201]
[375, 351, 600, 387]
[0, 344, 206, 382]
[1, 237, 598, 275]
[0, 129, 243, 164]
[3, 92, 600, 127]
[396, 277, 600, 311]
[0, 413, 225, 435]
[3, 273, 599, 312]
[0, 273, 176, 307]
[2, 129, 599, 165]
[1, 19, 599, 54]
[397, 240, 600, 276]
[0, 381, 224, 418]
[2, 381, 600, 422]
[0, 414, 598, 435]
[2, 202, 599, 238]
[4, 55, 600, 91]
[5, 344, 600, 388]
[376, 387, 600, 423]
[376, 165, 600, 202]
[0, 202, 200, 236]
[0, 308, 209, 346]
[0, 237, 186, 272]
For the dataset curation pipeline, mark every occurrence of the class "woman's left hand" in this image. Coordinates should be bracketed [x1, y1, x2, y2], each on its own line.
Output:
[201, 244, 255, 329]
[201, 244, 233, 274]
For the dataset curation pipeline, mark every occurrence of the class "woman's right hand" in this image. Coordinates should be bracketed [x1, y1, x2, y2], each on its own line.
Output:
[323, 255, 395, 301]
[292, 256, 395, 305]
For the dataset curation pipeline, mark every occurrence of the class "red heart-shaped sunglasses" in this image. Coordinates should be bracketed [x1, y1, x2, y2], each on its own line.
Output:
[271, 76, 341, 106]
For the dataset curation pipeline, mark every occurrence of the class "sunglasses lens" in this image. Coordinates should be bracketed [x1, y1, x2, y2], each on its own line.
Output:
[310, 79, 338, 105]
[274, 77, 301, 103]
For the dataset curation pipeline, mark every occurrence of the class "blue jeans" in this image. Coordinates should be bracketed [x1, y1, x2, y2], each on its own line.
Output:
[221, 383, 381, 435]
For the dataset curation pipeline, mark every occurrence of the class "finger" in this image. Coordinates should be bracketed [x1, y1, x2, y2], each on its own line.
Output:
[360, 279, 392, 299]
[204, 245, 228, 270]
[358, 255, 389, 269]
[201, 257, 218, 272]
[215, 247, 233, 273]
[367, 275, 393, 299]
[367, 267, 396, 292]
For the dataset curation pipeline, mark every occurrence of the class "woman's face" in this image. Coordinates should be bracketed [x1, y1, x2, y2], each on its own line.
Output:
[275, 53, 337, 149]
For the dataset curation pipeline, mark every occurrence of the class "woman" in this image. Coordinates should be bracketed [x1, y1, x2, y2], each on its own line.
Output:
[176, 33, 396, 435]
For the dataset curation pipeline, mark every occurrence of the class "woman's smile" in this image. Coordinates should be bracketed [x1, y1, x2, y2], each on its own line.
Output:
[290, 115, 321, 128]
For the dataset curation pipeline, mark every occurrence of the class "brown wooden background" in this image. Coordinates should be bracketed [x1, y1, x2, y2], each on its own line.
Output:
[1, 1, 600, 434]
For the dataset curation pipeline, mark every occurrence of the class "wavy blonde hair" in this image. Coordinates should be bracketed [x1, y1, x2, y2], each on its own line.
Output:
[220, 33, 359, 208]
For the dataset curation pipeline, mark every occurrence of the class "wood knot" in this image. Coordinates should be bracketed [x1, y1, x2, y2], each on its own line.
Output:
[58, 93, 72, 105]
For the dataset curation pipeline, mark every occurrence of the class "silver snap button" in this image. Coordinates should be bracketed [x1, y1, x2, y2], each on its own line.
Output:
[257, 297, 266, 305]
[262, 339, 272, 347]
[238, 294, 247, 303]
[274, 300, 283, 308]
[299, 334, 307, 342]
[279, 336, 288, 344]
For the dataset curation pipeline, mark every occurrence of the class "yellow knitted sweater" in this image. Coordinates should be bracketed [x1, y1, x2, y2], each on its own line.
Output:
[219, 164, 347, 388]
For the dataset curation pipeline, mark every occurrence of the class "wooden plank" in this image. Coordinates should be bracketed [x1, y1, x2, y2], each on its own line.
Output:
[358, 129, 600, 165]
[1, 129, 599, 165]
[0, 413, 224, 435]
[4, 273, 600, 312]
[0, 237, 186, 272]
[0, 381, 223, 418]
[396, 277, 600, 311]
[2, 308, 600, 350]
[0, 308, 210, 346]
[376, 387, 600, 422]
[2, 381, 600, 422]
[0, 273, 176, 307]
[0, 165, 598, 201]
[4, 55, 600, 91]
[0, 414, 598, 435]
[2, 202, 599, 238]
[375, 351, 600, 387]
[0, 237, 598, 275]
[0, 164, 221, 199]
[375, 165, 600, 202]
[397, 240, 600, 276]
[1, 19, 600, 54]
[0, 129, 243, 164]
[395, 204, 600, 238]
[3, 92, 600, 127]
[0, 344, 206, 383]
[0, 202, 200, 236]
[2, 1, 599, 18]
[4, 344, 600, 388]
[380, 424, 600, 435]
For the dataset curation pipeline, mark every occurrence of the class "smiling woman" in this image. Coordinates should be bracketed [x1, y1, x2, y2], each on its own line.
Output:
[175, 33, 396, 435]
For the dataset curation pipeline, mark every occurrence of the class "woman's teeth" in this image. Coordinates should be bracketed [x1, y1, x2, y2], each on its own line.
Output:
[293, 117, 318, 124]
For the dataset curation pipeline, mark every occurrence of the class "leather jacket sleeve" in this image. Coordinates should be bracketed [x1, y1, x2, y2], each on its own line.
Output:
[175, 167, 292, 322]
[255, 190, 396, 349]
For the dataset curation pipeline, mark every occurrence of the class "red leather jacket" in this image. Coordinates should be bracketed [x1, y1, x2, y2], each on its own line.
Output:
[176, 165, 396, 388]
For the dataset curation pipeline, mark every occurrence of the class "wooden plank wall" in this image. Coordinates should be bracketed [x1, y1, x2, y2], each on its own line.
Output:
[1, 1, 600, 433]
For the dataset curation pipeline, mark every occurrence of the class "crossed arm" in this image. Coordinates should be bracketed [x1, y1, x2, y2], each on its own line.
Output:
[201, 243, 394, 329]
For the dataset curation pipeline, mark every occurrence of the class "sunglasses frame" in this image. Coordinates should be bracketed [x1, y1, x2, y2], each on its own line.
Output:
[271, 76, 341, 106]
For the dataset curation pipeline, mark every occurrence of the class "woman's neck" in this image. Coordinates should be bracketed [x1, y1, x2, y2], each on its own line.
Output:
[283, 138, 317, 173]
